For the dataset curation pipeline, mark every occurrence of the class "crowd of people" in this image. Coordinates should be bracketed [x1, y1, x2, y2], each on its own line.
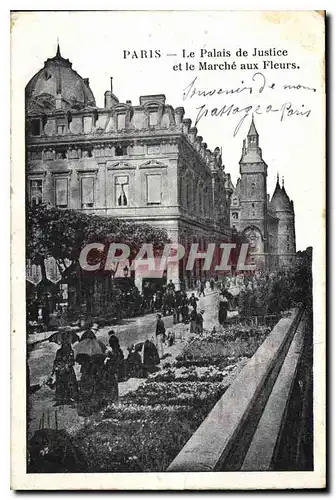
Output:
[49, 323, 162, 416]
[39, 265, 312, 416]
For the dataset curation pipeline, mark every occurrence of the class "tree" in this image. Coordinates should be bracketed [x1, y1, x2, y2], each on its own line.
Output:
[26, 204, 170, 277]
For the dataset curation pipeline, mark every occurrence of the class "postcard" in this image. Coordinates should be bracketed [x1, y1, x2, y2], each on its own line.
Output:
[11, 10, 326, 490]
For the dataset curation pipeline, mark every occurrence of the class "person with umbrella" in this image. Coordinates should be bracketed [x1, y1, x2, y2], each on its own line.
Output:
[74, 335, 106, 416]
[80, 322, 99, 341]
[50, 334, 78, 406]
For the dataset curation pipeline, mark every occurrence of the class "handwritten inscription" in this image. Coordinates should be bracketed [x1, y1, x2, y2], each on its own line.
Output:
[182, 73, 314, 135]
[183, 73, 316, 100]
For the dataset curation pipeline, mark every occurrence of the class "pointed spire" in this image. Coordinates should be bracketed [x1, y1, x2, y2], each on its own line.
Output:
[282, 176, 284, 189]
[56, 38, 61, 58]
[277, 171, 279, 184]
[248, 114, 258, 136]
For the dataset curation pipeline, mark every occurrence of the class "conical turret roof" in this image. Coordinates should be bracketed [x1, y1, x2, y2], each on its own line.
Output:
[270, 176, 293, 212]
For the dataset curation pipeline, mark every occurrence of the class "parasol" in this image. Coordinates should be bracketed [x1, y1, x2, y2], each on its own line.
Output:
[73, 338, 106, 363]
[48, 330, 80, 345]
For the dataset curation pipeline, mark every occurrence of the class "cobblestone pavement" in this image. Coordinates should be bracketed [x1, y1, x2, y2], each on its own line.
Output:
[28, 289, 235, 437]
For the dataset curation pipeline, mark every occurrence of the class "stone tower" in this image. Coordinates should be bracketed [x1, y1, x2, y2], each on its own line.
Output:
[269, 176, 296, 268]
[238, 117, 268, 268]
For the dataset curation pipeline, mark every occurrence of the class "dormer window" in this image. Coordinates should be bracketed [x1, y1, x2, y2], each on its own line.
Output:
[115, 145, 127, 157]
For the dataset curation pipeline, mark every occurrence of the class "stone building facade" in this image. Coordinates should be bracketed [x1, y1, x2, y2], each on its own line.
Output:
[230, 118, 296, 270]
[26, 46, 233, 290]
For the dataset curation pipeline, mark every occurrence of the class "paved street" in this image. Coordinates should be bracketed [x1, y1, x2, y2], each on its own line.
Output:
[28, 289, 231, 437]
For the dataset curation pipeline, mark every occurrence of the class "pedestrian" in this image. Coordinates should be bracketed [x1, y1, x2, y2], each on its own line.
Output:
[155, 313, 166, 358]
[195, 310, 204, 334]
[106, 332, 125, 382]
[125, 345, 143, 378]
[199, 281, 206, 297]
[167, 279, 175, 293]
[181, 293, 190, 323]
[190, 308, 197, 334]
[173, 290, 182, 324]
[142, 339, 160, 375]
[51, 336, 78, 406]
[189, 292, 199, 311]
[218, 297, 229, 326]
[210, 278, 215, 291]
[78, 356, 105, 416]
[166, 330, 176, 347]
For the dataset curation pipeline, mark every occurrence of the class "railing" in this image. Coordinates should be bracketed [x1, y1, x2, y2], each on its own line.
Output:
[167, 307, 312, 472]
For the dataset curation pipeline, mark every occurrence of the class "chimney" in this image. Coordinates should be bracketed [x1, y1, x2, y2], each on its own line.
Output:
[104, 91, 112, 108]
[110, 77, 113, 94]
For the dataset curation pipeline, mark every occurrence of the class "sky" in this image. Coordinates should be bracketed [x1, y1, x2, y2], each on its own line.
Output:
[11, 10, 324, 251]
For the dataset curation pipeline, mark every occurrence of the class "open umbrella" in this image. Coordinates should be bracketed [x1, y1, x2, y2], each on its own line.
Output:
[73, 338, 106, 363]
[48, 330, 80, 345]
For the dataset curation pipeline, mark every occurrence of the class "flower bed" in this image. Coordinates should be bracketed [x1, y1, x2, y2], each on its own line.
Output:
[71, 323, 272, 472]
[176, 324, 271, 369]
[73, 381, 227, 472]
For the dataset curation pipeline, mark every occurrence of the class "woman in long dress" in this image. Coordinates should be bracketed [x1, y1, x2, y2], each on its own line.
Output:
[78, 356, 105, 416]
[103, 334, 124, 404]
[52, 338, 78, 406]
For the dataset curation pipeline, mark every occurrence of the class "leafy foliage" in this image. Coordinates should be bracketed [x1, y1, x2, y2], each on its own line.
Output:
[26, 204, 170, 274]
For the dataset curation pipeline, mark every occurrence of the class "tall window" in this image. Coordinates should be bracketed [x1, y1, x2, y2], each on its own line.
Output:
[117, 114, 126, 130]
[149, 111, 158, 127]
[115, 176, 129, 206]
[30, 179, 43, 206]
[31, 119, 41, 136]
[55, 177, 68, 208]
[146, 174, 161, 205]
[81, 177, 94, 208]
